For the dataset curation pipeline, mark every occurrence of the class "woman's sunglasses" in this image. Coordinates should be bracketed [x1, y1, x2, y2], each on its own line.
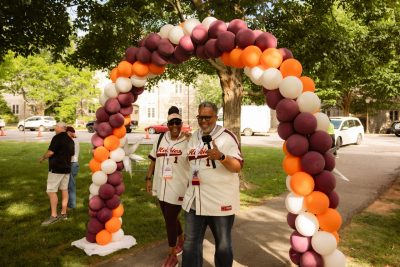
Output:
[167, 119, 182, 126]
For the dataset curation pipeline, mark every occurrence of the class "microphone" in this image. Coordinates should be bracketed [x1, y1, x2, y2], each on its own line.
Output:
[202, 135, 216, 169]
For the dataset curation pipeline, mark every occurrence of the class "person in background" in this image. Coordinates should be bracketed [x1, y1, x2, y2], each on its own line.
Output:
[328, 120, 338, 157]
[66, 126, 79, 210]
[39, 122, 74, 226]
[145, 106, 190, 267]
[182, 101, 243, 267]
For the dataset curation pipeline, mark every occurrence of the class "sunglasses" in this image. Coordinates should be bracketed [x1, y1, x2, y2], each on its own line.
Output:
[196, 115, 213, 121]
[167, 119, 182, 126]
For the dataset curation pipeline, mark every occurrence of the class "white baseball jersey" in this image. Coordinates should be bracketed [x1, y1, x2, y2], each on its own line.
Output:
[182, 126, 243, 216]
[149, 132, 190, 205]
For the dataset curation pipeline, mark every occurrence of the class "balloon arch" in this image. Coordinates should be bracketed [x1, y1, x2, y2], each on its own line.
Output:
[77, 17, 346, 266]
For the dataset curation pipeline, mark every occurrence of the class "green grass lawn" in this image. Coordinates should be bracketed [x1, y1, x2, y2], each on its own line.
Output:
[0, 141, 286, 266]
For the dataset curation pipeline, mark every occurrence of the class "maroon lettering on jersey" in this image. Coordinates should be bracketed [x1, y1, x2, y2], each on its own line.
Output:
[188, 148, 209, 161]
[156, 146, 183, 157]
[221, 205, 232, 211]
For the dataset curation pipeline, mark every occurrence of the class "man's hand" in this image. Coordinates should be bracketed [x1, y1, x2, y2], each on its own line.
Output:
[206, 140, 223, 161]
[145, 180, 152, 194]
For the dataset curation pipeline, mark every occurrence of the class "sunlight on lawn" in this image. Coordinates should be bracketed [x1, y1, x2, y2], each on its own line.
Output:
[6, 202, 38, 216]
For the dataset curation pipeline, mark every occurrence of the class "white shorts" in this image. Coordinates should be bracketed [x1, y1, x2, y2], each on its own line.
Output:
[46, 172, 70, 192]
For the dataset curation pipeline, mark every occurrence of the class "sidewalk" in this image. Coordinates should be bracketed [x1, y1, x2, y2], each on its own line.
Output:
[95, 138, 400, 267]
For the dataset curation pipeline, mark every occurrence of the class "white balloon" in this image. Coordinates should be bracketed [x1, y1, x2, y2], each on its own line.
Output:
[183, 18, 201, 35]
[249, 66, 264, 86]
[159, 24, 174, 38]
[99, 93, 108, 106]
[244, 66, 252, 77]
[115, 77, 132, 93]
[119, 135, 127, 147]
[119, 217, 123, 223]
[311, 231, 337, 256]
[323, 249, 346, 267]
[202, 16, 217, 29]
[279, 76, 303, 99]
[110, 147, 126, 162]
[131, 75, 147, 87]
[101, 159, 117, 174]
[147, 73, 157, 79]
[285, 192, 305, 214]
[295, 211, 319, 237]
[89, 193, 94, 200]
[297, 91, 321, 113]
[314, 112, 330, 132]
[89, 183, 100, 196]
[261, 68, 283, 90]
[92, 171, 108, 186]
[112, 229, 125, 242]
[104, 83, 118, 98]
[286, 175, 293, 192]
[168, 26, 185, 45]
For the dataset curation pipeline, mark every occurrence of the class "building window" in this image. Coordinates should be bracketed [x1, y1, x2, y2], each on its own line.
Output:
[147, 107, 155, 118]
[390, 110, 399, 121]
[175, 83, 183, 94]
[12, 104, 19, 114]
[88, 103, 96, 114]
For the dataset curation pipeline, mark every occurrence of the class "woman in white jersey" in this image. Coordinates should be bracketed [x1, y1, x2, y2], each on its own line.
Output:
[145, 106, 190, 267]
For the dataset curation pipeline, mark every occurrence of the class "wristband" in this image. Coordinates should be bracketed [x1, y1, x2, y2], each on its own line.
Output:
[219, 153, 226, 162]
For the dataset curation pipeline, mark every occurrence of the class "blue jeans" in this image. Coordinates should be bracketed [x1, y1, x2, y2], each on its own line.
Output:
[182, 209, 235, 267]
[68, 162, 79, 209]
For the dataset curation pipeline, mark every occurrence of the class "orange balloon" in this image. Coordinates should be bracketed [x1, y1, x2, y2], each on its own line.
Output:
[282, 141, 289, 155]
[132, 61, 150, 77]
[112, 204, 124, 217]
[300, 76, 315, 92]
[105, 217, 122, 233]
[229, 48, 245, 68]
[282, 154, 302, 175]
[331, 231, 340, 244]
[96, 229, 112, 246]
[305, 191, 329, 215]
[317, 208, 342, 232]
[113, 125, 127, 138]
[260, 48, 283, 69]
[110, 68, 119, 82]
[290, 171, 315, 196]
[124, 115, 131, 126]
[240, 45, 262, 67]
[117, 61, 132, 77]
[89, 158, 102, 173]
[221, 52, 231, 66]
[104, 135, 120, 151]
[149, 63, 166, 75]
[280, 58, 302, 77]
[93, 146, 110, 162]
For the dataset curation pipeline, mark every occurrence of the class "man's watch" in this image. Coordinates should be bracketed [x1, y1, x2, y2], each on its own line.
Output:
[219, 153, 226, 161]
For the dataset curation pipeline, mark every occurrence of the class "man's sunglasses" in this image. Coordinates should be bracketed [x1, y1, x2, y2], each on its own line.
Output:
[167, 119, 182, 126]
[196, 115, 213, 121]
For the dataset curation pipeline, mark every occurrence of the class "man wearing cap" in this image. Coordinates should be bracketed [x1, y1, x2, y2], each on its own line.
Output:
[66, 126, 79, 210]
[39, 122, 74, 225]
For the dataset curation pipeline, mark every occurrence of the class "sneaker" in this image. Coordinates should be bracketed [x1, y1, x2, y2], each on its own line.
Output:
[161, 253, 178, 267]
[175, 238, 184, 255]
[41, 216, 59, 226]
[58, 213, 68, 221]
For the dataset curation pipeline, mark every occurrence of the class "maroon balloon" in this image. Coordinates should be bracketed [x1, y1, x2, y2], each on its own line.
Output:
[235, 28, 256, 48]
[115, 182, 125, 195]
[287, 212, 298, 230]
[277, 122, 295, 140]
[276, 99, 300, 122]
[208, 20, 227, 39]
[107, 171, 123, 186]
[253, 29, 263, 38]
[86, 231, 97, 243]
[104, 98, 121, 114]
[191, 24, 208, 45]
[290, 231, 311, 253]
[324, 151, 336, 171]
[255, 32, 278, 50]
[216, 31, 236, 52]
[96, 207, 113, 223]
[314, 170, 336, 195]
[89, 195, 105, 211]
[168, 54, 182, 64]
[125, 47, 138, 63]
[204, 39, 222, 58]
[328, 190, 339, 209]
[195, 45, 209, 59]
[109, 113, 125, 128]
[96, 122, 113, 138]
[300, 250, 323, 267]
[157, 38, 175, 57]
[294, 112, 317, 134]
[174, 46, 192, 62]
[91, 133, 104, 148]
[289, 247, 301, 265]
[145, 33, 161, 51]
[179, 35, 196, 54]
[279, 48, 294, 61]
[87, 217, 104, 234]
[301, 151, 325, 175]
[120, 105, 134, 116]
[116, 161, 124, 171]
[132, 86, 144, 95]
[88, 209, 97, 217]
[99, 184, 115, 200]
[96, 107, 110, 122]
[286, 134, 309, 157]
[106, 194, 121, 209]
[117, 92, 135, 107]
[309, 131, 333, 154]
[136, 46, 152, 64]
[227, 19, 247, 34]
[151, 50, 169, 66]
[264, 89, 284, 109]
[138, 36, 147, 47]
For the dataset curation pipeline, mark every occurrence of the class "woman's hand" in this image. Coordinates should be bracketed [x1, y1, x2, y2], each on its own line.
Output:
[145, 180, 152, 194]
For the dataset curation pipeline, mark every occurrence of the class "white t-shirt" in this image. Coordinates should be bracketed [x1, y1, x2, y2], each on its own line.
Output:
[71, 139, 79, 163]
[182, 126, 243, 216]
[149, 132, 190, 205]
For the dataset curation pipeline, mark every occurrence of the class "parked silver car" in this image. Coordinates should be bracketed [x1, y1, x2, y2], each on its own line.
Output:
[18, 116, 56, 131]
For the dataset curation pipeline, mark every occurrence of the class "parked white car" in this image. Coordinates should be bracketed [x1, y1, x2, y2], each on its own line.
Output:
[330, 116, 364, 147]
[0, 117, 5, 129]
[18, 116, 56, 131]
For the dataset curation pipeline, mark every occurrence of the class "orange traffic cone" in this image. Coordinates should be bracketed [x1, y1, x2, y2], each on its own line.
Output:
[37, 129, 42, 137]
[145, 129, 150, 139]
[0, 128, 5, 136]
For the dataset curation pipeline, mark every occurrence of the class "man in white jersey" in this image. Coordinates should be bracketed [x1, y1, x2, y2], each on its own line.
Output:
[182, 102, 243, 267]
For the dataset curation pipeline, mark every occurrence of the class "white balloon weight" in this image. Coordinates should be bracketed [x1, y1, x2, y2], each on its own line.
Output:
[249, 66, 264, 86]
[119, 135, 127, 147]
[314, 112, 330, 132]
[297, 91, 321, 113]
[110, 147, 126, 162]
[115, 77, 132, 93]
[323, 249, 346, 267]
[101, 159, 117, 174]
[285, 192, 305, 214]
[261, 68, 283, 90]
[131, 75, 147, 87]
[92, 171, 108, 186]
[279, 76, 303, 99]
[295, 211, 319, 237]
[104, 83, 118, 98]
[89, 183, 100, 196]
[286, 175, 293, 192]
[168, 26, 185, 45]
[202, 16, 217, 29]
[183, 18, 201, 35]
[112, 229, 125, 242]
[311, 231, 337, 256]
[159, 24, 174, 39]
[99, 93, 109, 106]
